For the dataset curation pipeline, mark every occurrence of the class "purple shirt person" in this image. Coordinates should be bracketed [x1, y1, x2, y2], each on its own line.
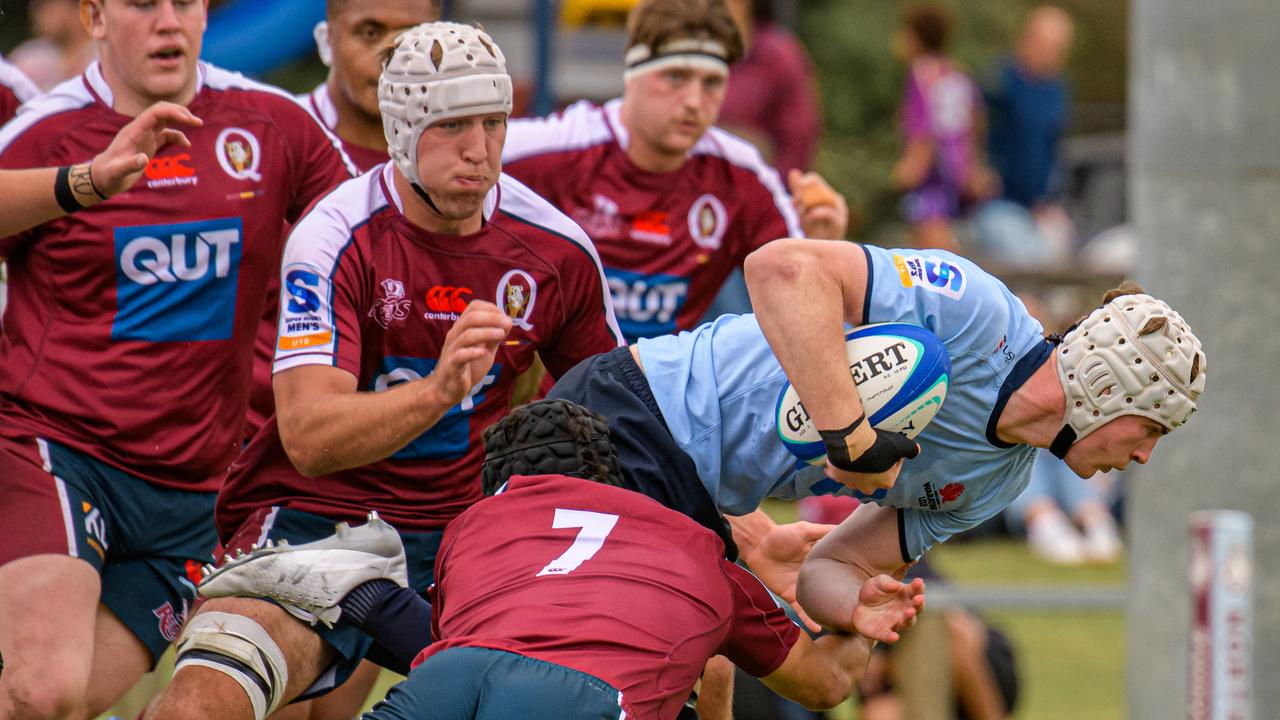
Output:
[891, 4, 991, 251]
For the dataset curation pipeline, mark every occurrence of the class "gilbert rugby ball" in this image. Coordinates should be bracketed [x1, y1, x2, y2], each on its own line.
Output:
[776, 322, 950, 466]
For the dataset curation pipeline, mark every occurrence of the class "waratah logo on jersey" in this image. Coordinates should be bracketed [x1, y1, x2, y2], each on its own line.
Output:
[688, 194, 728, 250]
[893, 253, 966, 300]
[917, 481, 965, 510]
[215, 127, 262, 182]
[368, 356, 501, 460]
[605, 267, 688, 341]
[278, 262, 332, 352]
[497, 269, 537, 331]
[112, 217, 243, 342]
[368, 278, 411, 329]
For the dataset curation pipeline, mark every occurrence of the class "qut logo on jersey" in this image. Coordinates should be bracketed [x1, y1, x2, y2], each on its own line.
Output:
[368, 356, 501, 461]
[605, 268, 689, 340]
[113, 218, 243, 342]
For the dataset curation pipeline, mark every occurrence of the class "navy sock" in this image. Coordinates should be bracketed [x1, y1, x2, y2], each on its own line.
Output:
[339, 579, 432, 675]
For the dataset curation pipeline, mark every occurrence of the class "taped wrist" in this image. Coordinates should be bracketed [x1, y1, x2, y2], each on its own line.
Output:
[820, 414, 917, 473]
[819, 414, 877, 470]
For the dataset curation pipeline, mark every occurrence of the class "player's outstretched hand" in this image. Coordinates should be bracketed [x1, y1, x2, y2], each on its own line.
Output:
[745, 520, 834, 632]
[430, 301, 513, 407]
[788, 169, 849, 240]
[851, 575, 926, 644]
[91, 101, 202, 198]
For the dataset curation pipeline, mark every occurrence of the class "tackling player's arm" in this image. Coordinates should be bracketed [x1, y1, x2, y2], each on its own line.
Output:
[275, 301, 512, 477]
[722, 551, 923, 710]
[0, 101, 199, 237]
[763, 570, 925, 709]
[796, 502, 913, 635]
[744, 238, 918, 493]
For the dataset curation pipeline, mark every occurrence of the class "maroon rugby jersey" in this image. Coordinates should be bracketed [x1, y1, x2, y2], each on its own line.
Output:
[503, 99, 802, 341]
[0, 54, 39, 125]
[421, 474, 801, 720]
[216, 165, 623, 536]
[0, 62, 354, 490]
[243, 83, 390, 440]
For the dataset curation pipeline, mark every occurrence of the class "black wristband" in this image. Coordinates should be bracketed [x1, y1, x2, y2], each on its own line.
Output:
[54, 165, 83, 213]
[818, 414, 867, 471]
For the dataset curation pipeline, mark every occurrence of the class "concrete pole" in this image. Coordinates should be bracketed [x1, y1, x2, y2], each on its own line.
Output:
[1128, 1, 1280, 718]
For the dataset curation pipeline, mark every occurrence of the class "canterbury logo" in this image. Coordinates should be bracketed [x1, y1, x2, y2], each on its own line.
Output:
[145, 153, 196, 180]
[425, 286, 472, 313]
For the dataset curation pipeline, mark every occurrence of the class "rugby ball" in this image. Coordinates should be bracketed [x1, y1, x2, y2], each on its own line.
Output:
[775, 323, 950, 466]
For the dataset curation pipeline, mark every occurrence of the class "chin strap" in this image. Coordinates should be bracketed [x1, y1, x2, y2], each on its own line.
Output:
[1049, 426, 1076, 459]
[410, 183, 444, 217]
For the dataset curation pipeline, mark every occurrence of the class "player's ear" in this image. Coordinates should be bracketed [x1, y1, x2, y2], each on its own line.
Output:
[80, 0, 106, 40]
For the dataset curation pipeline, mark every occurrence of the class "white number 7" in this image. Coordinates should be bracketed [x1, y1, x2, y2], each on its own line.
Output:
[536, 509, 619, 577]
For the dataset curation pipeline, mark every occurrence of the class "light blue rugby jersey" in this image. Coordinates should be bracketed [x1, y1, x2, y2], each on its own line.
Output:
[636, 245, 1049, 560]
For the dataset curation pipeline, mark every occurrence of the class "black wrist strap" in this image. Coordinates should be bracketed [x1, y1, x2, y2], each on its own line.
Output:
[818, 414, 867, 471]
[54, 166, 82, 213]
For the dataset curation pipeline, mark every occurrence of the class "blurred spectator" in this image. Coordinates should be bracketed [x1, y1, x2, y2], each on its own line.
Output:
[891, 4, 994, 252]
[719, 0, 820, 178]
[9, 0, 95, 91]
[1004, 451, 1124, 565]
[973, 5, 1075, 267]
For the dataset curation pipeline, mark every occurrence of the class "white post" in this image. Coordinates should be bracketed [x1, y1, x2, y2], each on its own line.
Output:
[1188, 511, 1252, 720]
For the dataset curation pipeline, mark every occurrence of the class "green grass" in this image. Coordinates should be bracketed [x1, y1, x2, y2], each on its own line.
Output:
[825, 536, 1128, 720]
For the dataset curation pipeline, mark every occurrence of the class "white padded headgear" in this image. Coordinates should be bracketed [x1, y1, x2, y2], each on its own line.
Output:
[1055, 293, 1206, 446]
[378, 22, 512, 187]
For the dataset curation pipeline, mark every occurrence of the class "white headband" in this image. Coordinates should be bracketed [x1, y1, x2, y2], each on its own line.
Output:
[623, 38, 730, 82]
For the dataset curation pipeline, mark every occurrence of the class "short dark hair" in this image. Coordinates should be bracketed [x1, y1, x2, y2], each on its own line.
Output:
[481, 400, 625, 496]
[903, 4, 952, 53]
[626, 0, 745, 65]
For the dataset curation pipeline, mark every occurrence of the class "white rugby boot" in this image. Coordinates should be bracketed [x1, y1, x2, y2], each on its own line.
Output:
[199, 512, 409, 627]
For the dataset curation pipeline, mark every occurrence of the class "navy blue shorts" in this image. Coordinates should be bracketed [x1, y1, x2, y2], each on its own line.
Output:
[547, 346, 737, 559]
[220, 506, 442, 698]
[365, 647, 627, 720]
[0, 434, 217, 664]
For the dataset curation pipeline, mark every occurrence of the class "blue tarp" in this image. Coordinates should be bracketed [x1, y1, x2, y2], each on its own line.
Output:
[200, 0, 323, 75]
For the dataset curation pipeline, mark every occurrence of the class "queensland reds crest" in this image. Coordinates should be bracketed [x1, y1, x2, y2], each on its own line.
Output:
[369, 278, 412, 328]
[215, 127, 262, 181]
[688, 194, 728, 250]
[496, 269, 537, 330]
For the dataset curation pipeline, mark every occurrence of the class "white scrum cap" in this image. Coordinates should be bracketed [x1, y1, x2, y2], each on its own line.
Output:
[378, 22, 513, 186]
[1054, 292, 1206, 453]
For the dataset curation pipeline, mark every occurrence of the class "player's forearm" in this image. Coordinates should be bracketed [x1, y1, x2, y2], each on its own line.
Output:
[0, 165, 102, 237]
[743, 239, 867, 430]
[277, 377, 453, 477]
[763, 632, 871, 709]
[796, 556, 875, 634]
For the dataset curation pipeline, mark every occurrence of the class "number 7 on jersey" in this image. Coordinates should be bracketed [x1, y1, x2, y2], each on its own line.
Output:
[536, 509, 619, 577]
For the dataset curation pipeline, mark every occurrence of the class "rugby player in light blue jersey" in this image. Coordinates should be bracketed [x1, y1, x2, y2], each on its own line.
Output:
[547, 237, 1205, 637]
